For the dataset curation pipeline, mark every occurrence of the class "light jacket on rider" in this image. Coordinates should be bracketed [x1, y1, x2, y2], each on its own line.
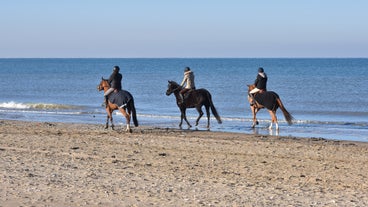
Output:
[180, 69, 195, 89]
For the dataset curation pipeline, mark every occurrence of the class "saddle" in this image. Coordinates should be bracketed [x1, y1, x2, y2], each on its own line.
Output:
[250, 89, 265, 106]
[181, 88, 195, 98]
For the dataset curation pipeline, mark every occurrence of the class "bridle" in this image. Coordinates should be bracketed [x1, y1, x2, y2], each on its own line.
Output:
[169, 82, 182, 93]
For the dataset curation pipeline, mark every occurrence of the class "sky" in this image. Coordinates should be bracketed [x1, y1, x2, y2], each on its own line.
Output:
[1, 0, 368, 58]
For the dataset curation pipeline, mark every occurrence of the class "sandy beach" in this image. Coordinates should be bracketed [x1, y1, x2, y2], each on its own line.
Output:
[1, 120, 367, 206]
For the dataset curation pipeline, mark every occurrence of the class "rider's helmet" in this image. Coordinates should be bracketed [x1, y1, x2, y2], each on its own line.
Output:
[113, 66, 120, 72]
[184, 67, 191, 72]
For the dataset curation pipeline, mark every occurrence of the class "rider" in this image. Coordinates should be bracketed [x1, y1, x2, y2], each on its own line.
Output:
[249, 67, 268, 106]
[179, 67, 196, 104]
[104, 66, 122, 106]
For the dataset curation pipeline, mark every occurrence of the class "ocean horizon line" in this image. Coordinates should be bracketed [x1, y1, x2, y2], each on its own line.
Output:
[1, 57, 368, 59]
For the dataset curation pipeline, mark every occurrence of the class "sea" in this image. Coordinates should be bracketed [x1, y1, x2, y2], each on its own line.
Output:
[0, 58, 367, 142]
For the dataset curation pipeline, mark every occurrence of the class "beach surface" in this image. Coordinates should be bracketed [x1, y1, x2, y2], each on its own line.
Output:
[1, 120, 368, 206]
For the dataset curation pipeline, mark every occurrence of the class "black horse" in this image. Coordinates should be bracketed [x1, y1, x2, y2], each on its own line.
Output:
[166, 80, 222, 128]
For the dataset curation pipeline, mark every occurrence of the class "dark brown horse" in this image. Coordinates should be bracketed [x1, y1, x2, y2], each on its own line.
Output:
[247, 84, 294, 130]
[166, 80, 222, 128]
[97, 78, 138, 132]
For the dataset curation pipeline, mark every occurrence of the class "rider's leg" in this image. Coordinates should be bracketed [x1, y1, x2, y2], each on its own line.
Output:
[249, 88, 260, 106]
[104, 88, 115, 106]
[179, 88, 189, 104]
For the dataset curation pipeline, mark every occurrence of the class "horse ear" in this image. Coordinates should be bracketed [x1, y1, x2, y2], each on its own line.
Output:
[101, 77, 104, 80]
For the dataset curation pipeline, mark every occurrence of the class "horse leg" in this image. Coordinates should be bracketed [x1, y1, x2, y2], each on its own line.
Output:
[105, 107, 114, 129]
[268, 110, 278, 130]
[205, 105, 211, 128]
[119, 108, 132, 133]
[105, 115, 109, 129]
[181, 108, 192, 128]
[179, 110, 184, 128]
[110, 114, 114, 130]
[250, 106, 258, 128]
[195, 106, 204, 127]
[274, 111, 279, 130]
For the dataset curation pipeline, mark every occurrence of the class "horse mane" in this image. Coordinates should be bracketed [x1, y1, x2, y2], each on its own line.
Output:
[168, 80, 183, 89]
[168, 80, 179, 86]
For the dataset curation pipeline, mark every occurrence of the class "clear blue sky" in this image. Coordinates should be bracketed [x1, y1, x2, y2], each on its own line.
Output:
[1, 0, 367, 58]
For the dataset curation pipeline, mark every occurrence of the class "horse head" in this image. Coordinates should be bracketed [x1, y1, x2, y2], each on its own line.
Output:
[166, 80, 181, 96]
[97, 77, 110, 91]
[247, 84, 256, 93]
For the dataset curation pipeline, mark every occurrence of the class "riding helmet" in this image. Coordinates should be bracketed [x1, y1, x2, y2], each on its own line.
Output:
[113, 66, 120, 72]
[258, 67, 264, 73]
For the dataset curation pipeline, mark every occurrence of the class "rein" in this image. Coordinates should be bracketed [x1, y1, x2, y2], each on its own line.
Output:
[172, 86, 182, 93]
[169, 83, 182, 93]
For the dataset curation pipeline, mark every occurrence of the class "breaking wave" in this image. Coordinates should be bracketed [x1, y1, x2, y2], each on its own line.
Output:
[0, 101, 81, 110]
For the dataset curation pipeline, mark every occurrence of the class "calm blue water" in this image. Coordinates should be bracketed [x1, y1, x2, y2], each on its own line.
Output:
[1, 58, 367, 142]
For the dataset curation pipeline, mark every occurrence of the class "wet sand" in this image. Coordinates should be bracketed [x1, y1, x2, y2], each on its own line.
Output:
[1, 120, 368, 206]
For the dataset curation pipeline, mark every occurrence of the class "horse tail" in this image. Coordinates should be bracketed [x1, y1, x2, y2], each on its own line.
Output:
[130, 98, 139, 127]
[276, 98, 294, 125]
[207, 92, 222, 124]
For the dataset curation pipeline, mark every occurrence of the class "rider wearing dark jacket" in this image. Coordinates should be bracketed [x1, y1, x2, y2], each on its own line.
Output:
[254, 68, 267, 91]
[108, 66, 122, 91]
[104, 66, 122, 105]
[249, 67, 268, 106]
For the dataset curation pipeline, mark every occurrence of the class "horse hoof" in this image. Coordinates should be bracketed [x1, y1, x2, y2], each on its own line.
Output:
[256, 121, 259, 125]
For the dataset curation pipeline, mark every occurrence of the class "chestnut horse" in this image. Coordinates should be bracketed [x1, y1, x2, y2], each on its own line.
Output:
[247, 84, 294, 130]
[166, 80, 222, 128]
[97, 78, 138, 132]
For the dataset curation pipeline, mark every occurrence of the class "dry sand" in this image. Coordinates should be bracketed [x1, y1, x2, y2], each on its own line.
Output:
[1, 120, 368, 206]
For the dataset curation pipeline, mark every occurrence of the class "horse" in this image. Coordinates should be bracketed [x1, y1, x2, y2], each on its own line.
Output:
[166, 80, 222, 129]
[97, 78, 138, 132]
[247, 84, 294, 130]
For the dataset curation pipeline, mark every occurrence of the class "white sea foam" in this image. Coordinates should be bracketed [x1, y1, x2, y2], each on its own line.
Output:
[0, 101, 30, 109]
[0, 101, 80, 110]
